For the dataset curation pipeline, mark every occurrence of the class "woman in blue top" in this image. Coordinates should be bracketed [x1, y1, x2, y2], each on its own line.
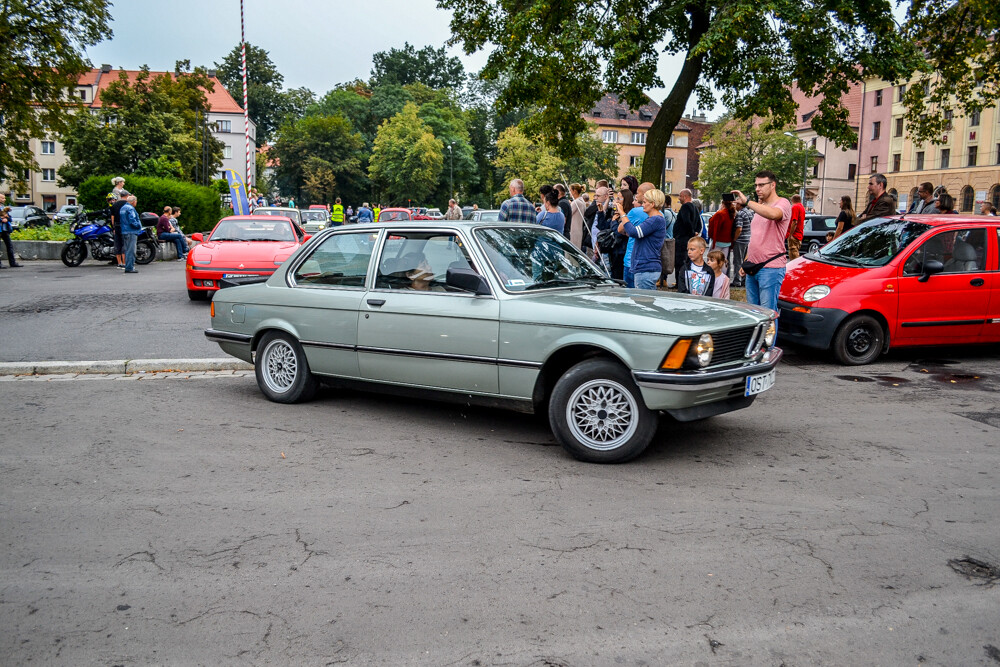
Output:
[535, 190, 566, 234]
[618, 188, 667, 290]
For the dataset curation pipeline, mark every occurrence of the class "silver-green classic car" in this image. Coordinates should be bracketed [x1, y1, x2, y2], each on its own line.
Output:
[206, 221, 782, 463]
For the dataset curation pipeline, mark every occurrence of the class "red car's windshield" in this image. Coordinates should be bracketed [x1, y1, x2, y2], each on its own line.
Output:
[210, 219, 296, 242]
[817, 218, 932, 267]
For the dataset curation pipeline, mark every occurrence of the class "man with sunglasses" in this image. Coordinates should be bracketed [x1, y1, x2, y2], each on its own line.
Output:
[731, 171, 791, 313]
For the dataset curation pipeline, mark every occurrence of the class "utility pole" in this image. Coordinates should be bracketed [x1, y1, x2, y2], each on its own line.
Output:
[447, 143, 454, 200]
[784, 131, 808, 202]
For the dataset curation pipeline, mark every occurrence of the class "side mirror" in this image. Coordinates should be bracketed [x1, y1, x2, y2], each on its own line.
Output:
[917, 259, 944, 282]
[446, 267, 491, 296]
[302, 234, 312, 242]
[191, 232, 204, 242]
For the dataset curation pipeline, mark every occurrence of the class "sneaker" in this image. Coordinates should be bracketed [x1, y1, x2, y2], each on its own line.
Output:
[124, 269, 139, 274]
[177, 256, 186, 261]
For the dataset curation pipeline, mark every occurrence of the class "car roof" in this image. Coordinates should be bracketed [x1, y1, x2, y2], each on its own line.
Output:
[221, 215, 293, 223]
[874, 214, 997, 227]
[254, 207, 298, 212]
[380, 207, 411, 212]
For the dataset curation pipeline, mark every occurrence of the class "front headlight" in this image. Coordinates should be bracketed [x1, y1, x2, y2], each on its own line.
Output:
[803, 284, 831, 302]
[763, 320, 777, 347]
[692, 333, 714, 367]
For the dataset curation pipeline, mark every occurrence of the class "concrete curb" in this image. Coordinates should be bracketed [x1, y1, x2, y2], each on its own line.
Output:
[0, 358, 253, 376]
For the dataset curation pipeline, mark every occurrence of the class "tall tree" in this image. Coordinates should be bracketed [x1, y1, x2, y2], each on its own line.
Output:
[371, 42, 465, 90]
[369, 103, 443, 204]
[439, 0, 922, 187]
[695, 118, 813, 205]
[272, 115, 367, 206]
[215, 43, 285, 144]
[0, 0, 112, 187]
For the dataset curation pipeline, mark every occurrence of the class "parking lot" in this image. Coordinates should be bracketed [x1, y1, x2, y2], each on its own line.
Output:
[1, 262, 999, 664]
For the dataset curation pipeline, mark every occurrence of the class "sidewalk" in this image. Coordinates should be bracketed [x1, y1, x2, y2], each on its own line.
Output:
[0, 358, 252, 376]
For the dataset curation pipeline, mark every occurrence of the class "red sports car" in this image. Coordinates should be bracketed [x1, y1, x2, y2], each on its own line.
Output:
[185, 215, 307, 300]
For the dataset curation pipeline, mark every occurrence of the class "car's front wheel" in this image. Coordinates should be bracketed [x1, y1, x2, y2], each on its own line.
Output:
[808, 240, 821, 254]
[254, 331, 318, 403]
[832, 314, 884, 365]
[548, 358, 657, 463]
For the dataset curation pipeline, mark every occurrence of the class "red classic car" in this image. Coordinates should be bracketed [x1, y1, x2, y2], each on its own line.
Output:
[185, 215, 307, 300]
[777, 214, 1000, 364]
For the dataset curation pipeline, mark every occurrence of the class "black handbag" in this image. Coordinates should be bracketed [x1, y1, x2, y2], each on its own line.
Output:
[741, 252, 786, 276]
[597, 228, 617, 253]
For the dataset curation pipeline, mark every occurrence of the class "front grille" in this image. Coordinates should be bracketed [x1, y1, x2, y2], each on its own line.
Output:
[711, 326, 756, 365]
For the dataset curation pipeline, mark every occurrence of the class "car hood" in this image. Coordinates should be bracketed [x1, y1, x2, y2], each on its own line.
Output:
[191, 240, 300, 267]
[502, 287, 773, 337]
[780, 255, 871, 303]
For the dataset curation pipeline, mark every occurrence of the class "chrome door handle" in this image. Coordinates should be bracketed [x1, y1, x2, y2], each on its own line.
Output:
[367, 298, 386, 306]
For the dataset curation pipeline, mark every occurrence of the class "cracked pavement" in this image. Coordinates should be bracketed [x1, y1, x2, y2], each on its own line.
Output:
[1, 334, 999, 663]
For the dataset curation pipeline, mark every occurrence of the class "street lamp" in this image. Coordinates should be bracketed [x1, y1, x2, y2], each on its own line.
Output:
[784, 131, 808, 203]
[447, 143, 454, 200]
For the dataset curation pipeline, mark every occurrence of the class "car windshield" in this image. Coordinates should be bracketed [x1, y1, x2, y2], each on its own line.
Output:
[254, 209, 301, 223]
[379, 211, 410, 221]
[475, 226, 612, 292]
[817, 218, 932, 267]
[478, 211, 501, 221]
[210, 219, 296, 242]
[9, 208, 26, 217]
[301, 211, 327, 221]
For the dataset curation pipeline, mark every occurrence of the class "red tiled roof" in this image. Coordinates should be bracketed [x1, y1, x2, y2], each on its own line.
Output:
[85, 69, 244, 113]
[791, 81, 863, 131]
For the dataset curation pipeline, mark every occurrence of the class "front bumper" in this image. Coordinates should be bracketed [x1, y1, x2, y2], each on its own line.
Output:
[187, 267, 275, 292]
[776, 301, 850, 350]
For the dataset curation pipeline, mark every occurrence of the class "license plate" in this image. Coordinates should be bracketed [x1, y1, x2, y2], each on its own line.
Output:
[223, 273, 257, 278]
[745, 369, 776, 396]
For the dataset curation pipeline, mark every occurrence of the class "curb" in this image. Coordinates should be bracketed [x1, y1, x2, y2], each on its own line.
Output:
[0, 358, 253, 376]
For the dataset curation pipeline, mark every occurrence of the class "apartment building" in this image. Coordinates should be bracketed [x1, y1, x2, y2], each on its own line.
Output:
[2, 65, 256, 213]
[582, 94, 691, 195]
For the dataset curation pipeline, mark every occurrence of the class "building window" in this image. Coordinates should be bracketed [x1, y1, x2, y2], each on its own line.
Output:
[897, 84, 906, 102]
[617, 112, 627, 120]
[923, 81, 931, 97]
[874, 89, 883, 106]
[223, 145, 233, 159]
[916, 151, 924, 171]
[639, 112, 652, 121]
[848, 163, 857, 181]
[667, 134, 675, 147]
[629, 155, 642, 168]
[968, 145, 977, 167]
[892, 154, 901, 171]
[216, 120, 232, 133]
[996, 143, 1000, 164]
[894, 117, 904, 137]
[970, 109, 980, 126]
[665, 158, 674, 171]
[601, 130, 618, 144]
[592, 111, 601, 118]
[78, 89, 87, 101]
[940, 148, 950, 169]
[870, 156, 878, 173]
[42, 194, 57, 212]
[41, 168, 55, 181]
[943, 110, 953, 130]
[67, 197, 77, 205]
[663, 181, 672, 193]
[871, 121, 881, 140]
[960, 186, 975, 212]
[630, 132, 646, 145]
[41, 141, 55, 155]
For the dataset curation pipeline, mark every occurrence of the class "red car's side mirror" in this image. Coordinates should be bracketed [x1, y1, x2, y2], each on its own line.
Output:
[191, 232, 204, 242]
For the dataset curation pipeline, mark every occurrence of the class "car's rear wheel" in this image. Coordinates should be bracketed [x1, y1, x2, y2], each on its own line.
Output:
[255, 331, 318, 403]
[832, 314, 884, 365]
[548, 359, 657, 463]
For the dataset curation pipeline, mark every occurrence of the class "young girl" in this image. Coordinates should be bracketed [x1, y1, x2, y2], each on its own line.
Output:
[706, 249, 731, 299]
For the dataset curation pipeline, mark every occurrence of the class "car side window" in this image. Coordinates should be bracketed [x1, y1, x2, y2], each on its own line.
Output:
[293, 231, 378, 287]
[376, 231, 477, 293]
[903, 229, 987, 275]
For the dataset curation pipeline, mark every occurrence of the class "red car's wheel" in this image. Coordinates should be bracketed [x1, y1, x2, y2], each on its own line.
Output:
[832, 314, 884, 365]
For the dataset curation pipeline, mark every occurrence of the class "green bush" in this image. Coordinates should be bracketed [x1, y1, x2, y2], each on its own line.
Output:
[11, 224, 74, 241]
[79, 175, 224, 234]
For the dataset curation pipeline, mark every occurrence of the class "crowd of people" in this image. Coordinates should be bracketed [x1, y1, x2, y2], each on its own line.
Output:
[103, 176, 190, 273]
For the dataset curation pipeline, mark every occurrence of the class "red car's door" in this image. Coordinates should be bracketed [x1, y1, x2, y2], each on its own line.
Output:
[895, 228, 991, 344]
[981, 226, 1000, 343]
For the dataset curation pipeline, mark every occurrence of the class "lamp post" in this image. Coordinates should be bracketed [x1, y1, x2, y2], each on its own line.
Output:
[784, 131, 808, 204]
[447, 143, 454, 199]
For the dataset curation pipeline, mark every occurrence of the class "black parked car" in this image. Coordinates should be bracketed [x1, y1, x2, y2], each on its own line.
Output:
[8, 205, 52, 230]
[802, 214, 839, 254]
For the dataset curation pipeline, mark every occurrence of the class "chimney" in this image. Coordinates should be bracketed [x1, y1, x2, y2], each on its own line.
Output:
[101, 64, 112, 73]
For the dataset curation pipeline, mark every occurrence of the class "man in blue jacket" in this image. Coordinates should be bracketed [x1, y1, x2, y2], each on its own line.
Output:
[119, 195, 143, 273]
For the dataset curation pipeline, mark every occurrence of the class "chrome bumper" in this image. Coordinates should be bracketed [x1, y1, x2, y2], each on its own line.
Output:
[632, 347, 783, 392]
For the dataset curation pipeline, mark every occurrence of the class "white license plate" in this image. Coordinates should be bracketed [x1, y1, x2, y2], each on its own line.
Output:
[223, 273, 257, 279]
[745, 369, 776, 396]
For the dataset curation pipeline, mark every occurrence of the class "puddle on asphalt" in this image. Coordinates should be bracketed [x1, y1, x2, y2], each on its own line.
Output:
[934, 373, 982, 384]
[835, 375, 875, 383]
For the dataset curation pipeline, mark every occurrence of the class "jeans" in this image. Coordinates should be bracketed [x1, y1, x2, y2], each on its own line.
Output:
[634, 270, 660, 290]
[731, 241, 749, 285]
[123, 233, 138, 271]
[159, 232, 188, 258]
[745, 266, 785, 314]
[623, 266, 634, 288]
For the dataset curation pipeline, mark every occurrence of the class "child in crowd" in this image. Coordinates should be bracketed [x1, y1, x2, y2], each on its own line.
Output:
[706, 249, 730, 300]
[825, 231, 835, 244]
[678, 236, 713, 296]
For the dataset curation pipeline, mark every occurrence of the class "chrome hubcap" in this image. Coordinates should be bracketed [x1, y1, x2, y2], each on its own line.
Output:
[260, 339, 297, 393]
[566, 379, 638, 451]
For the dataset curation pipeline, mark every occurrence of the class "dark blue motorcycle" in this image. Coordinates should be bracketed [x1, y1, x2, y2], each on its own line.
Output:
[61, 210, 157, 267]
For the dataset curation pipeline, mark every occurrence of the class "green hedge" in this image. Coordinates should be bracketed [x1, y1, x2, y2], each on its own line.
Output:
[78, 176, 224, 234]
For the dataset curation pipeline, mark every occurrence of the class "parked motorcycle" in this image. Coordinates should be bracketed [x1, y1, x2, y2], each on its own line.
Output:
[61, 210, 157, 267]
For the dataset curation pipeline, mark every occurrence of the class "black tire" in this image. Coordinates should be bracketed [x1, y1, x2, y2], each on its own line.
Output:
[807, 240, 820, 254]
[135, 240, 156, 265]
[254, 331, 318, 403]
[61, 242, 87, 267]
[832, 314, 885, 365]
[548, 358, 658, 463]
[187, 289, 208, 301]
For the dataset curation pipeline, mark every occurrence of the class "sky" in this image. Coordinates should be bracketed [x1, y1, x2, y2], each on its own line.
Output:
[84, 0, 703, 117]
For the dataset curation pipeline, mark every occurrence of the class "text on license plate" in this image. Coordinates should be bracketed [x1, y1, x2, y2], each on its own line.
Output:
[745, 369, 776, 396]
[223, 273, 258, 278]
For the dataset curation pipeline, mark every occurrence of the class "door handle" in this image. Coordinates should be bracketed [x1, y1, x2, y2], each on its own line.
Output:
[367, 298, 386, 307]
[970, 278, 985, 287]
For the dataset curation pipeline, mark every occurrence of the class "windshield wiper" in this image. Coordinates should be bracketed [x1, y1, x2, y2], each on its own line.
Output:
[524, 278, 599, 290]
[820, 252, 864, 267]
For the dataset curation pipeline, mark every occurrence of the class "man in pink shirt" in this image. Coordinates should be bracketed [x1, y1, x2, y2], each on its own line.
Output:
[731, 170, 791, 313]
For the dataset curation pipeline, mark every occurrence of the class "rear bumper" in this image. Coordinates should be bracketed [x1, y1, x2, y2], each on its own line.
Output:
[776, 300, 850, 350]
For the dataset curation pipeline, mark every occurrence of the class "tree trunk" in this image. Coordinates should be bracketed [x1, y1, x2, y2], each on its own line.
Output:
[641, 5, 709, 189]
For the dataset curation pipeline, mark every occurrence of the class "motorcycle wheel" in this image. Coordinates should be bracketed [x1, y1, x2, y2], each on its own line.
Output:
[61, 242, 87, 267]
[135, 240, 157, 265]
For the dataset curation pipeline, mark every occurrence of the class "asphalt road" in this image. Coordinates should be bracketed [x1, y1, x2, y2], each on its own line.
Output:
[0, 261, 217, 362]
[2, 344, 999, 663]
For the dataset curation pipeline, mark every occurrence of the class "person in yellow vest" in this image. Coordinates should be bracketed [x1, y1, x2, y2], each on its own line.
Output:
[373, 204, 381, 222]
[331, 198, 345, 227]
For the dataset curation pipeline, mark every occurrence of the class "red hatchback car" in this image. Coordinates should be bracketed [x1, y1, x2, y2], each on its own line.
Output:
[778, 214, 1000, 364]
[185, 215, 307, 300]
